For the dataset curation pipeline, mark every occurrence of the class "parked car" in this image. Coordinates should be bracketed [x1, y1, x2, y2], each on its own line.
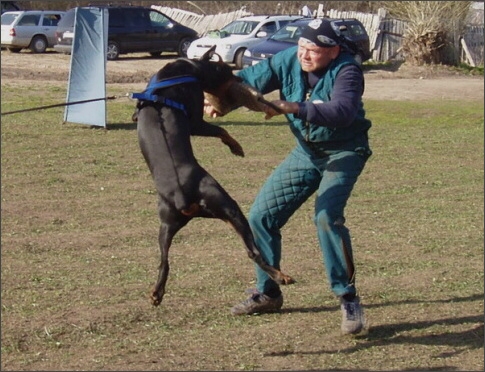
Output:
[187, 14, 304, 69]
[1, 10, 65, 53]
[54, 6, 199, 60]
[242, 17, 372, 68]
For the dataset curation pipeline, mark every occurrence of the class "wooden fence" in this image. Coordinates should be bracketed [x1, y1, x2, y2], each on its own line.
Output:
[461, 25, 484, 66]
[153, 6, 251, 35]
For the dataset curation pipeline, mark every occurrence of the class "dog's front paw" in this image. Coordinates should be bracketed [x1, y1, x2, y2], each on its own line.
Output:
[221, 136, 244, 157]
[229, 143, 244, 157]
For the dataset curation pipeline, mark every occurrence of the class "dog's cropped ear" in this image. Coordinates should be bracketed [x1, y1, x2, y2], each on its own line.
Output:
[201, 45, 217, 61]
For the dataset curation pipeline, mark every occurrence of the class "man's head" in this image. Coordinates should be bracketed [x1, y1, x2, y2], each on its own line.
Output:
[298, 18, 341, 72]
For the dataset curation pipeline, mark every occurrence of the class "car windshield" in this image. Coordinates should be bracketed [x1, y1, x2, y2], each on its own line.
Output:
[1, 13, 18, 25]
[221, 20, 258, 35]
[269, 24, 305, 43]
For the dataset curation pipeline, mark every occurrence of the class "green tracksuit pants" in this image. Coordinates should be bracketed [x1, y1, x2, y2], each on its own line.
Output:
[248, 144, 370, 298]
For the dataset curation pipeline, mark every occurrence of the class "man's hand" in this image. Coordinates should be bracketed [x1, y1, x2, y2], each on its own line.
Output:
[263, 100, 299, 119]
[204, 98, 223, 118]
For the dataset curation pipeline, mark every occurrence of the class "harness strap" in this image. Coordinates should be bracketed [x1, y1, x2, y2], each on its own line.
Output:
[130, 75, 199, 114]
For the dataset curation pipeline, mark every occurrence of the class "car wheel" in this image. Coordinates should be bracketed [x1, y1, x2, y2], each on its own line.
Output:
[107, 41, 120, 60]
[177, 37, 193, 57]
[234, 48, 246, 70]
[7, 47, 22, 53]
[30, 35, 48, 53]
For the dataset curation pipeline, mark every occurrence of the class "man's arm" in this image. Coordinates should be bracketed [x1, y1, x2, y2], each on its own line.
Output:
[263, 65, 364, 127]
[296, 65, 364, 128]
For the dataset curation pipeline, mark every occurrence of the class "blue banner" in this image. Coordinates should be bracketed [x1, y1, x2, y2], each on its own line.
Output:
[64, 7, 108, 127]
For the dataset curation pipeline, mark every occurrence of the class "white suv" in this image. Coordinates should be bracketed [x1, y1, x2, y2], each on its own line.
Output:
[187, 15, 303, 69]
[1, 10, 65, 53]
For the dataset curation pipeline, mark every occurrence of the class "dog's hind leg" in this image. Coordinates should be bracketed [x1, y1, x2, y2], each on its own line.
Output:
[200, 184, 295, 285]
[227, 207, 296, 286]
[151, 219, 188, 306]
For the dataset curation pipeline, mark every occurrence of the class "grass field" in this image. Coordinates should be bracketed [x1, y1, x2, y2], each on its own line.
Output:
[1, 82, 484, 371]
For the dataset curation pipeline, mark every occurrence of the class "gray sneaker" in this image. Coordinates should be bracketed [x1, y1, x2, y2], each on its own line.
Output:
[231, 290, 283, 315]
[340, 296, 365, 335]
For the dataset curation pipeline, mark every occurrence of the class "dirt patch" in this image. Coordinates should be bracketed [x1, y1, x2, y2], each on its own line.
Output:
[1, 50, 170, 84]
[1, 49, 483, 101]
[362, 63, 484, 101]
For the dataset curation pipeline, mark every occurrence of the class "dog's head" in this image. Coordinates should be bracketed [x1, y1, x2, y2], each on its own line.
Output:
[193, 45, 241, 94]
[197, 46, 271, 115]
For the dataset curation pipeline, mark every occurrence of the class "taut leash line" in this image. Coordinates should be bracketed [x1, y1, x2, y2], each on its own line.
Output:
[1, 95, 121, 116]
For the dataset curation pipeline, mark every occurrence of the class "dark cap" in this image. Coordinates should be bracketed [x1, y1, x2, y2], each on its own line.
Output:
[300, 18, 340, 47]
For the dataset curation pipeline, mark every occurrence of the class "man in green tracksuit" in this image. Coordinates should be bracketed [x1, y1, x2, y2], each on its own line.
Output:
[206, 18, 372, 335]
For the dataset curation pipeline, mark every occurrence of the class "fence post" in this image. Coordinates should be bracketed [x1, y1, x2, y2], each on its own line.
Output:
[461, 37, 476, 66]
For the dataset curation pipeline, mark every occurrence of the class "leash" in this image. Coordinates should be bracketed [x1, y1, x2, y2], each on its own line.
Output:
[1, 75, 195, 117]
[1, 95, 123, 116]
[2, 73, 198, 118]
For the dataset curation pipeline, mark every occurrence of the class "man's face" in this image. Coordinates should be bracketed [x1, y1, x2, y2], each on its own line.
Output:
[297, 38, 340, 72]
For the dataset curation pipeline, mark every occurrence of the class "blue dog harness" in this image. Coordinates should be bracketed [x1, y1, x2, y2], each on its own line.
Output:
[130, 75, 199, 115]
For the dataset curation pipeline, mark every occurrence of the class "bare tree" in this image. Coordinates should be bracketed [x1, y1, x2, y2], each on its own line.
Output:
[385, 1, 472, 65]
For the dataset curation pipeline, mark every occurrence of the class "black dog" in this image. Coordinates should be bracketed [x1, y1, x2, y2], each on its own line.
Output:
[135, 46, 294, 306]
